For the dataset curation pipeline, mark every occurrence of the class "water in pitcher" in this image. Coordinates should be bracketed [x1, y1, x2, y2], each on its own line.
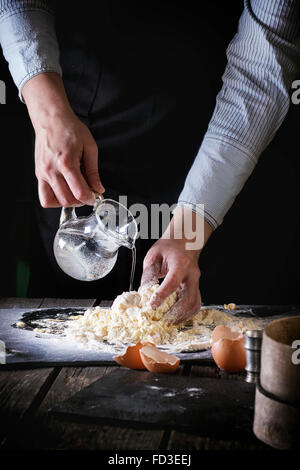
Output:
[54, 196, 138, 287]
[54, 227, 119, 281]
[54, 227, 137, 288]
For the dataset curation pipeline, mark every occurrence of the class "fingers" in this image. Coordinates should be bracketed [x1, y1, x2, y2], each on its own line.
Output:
[38, 179, 60, 208]
[34, 115, 104, 208]
[150, 265, 182, 310]
[141, 253, 162, 287]
[39, 176, 84, 208]
[82, 141, 105, 195]
[52, 173, 84, 207]
[63, 164, 96, 206]
[141, 264, 160, 286]
[163, 281, 201, 325]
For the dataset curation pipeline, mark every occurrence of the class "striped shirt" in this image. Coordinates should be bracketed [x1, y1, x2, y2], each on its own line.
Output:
[0, 0, 300, 228]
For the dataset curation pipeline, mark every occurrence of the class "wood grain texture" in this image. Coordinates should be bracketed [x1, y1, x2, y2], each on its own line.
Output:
[189, 364, 246, 381]
[18, 366, 165, 450]
[0, 297, 267, 450]
[167, 364, 266, 450]
[1, 297, 97, 449]
[0, 298, 53, 448]
[166, 431, 267, 450]
[0, 298, 42, 309]
[41, 298, 96, 308]
[0, 367, 55, 447]
[2, 298, 163, 450]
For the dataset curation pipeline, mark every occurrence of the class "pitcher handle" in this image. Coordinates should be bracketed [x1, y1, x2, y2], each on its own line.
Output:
[93, 192, 104, 211]
[59, 207, 77, 226]
[59, 192, 104, 226]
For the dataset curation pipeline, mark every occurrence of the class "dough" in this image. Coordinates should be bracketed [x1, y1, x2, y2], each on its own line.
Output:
[66, 282, 264, 353]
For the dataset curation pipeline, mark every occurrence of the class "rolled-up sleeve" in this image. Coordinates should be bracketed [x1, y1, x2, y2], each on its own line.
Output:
[178, 0, 300, 229]
[0, 0, 61, 101]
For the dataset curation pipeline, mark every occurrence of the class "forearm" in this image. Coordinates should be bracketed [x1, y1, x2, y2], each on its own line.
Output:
[22, 72, 74, 130]
[179, 0, 300, 229]
[162, 206, 213, 257]
[0, 0, 61, 100]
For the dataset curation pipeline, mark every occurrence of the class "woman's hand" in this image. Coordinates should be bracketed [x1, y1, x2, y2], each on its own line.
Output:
[141, 206, 213, 324]
[23, 72, 105, 208]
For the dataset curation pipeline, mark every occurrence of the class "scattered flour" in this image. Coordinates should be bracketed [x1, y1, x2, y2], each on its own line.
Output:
[66, 282, 265, 353]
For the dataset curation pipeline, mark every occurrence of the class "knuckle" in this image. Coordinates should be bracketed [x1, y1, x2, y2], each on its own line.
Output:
[37, 162, 52, 177]
[40, 198, 52, 208]
[168, 272, 180, 288]
[74, 189, 87, 201]
[143, 250, 158, 267]
[61, 196, 74, 207]
[180, 256, 192, 269]
[89, 141, 98, 153]
[143, 256, 156, 268]
[85, 169, 100, 182]
[58, 152, 73, 170]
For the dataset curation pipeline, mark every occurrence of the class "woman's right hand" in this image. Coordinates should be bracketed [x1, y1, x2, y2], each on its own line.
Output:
[22, 72, 105, 208]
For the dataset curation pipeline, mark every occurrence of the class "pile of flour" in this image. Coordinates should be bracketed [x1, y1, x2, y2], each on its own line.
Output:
[66, 283, 264, 353]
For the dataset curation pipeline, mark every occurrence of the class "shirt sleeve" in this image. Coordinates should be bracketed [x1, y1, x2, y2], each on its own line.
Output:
[0, 0, 62, 101]
[178, 0, 300, 229]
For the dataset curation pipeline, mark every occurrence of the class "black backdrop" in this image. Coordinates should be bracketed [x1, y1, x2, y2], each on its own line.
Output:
[0, 1, 299, 304]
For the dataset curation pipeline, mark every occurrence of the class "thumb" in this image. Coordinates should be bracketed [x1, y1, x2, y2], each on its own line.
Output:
[140, 252, 162, 287]
[82, 141, 105, 194]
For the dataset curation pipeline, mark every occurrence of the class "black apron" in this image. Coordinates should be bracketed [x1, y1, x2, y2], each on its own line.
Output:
[29, 1, 228, 299]
[28, 2, 300, 304]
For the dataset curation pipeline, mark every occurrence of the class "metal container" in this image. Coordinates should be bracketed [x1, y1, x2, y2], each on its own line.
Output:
[260, 316, 300, 402]
[253, 316, 300, 449]
[244, 329, 262, 383]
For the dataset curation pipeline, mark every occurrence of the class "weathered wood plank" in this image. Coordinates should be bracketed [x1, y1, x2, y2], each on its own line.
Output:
[0, 298, 42, 309]
[189, 364, 246, 381]
[1, 298, 260, 450]
[0, 297, 56, 448]
[41, 298, 96, 308]
[166, 431, 267, 450]
[1, 297, 97, 449]
[0, 367, 55, 447]
[16, 366, 165, 450]
[165, 364, 264, 450]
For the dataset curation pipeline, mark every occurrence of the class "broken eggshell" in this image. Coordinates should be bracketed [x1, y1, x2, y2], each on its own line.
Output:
[211, 325, 246, 373]
[113, 341, 153, 369]
[140, 344, 180, 373]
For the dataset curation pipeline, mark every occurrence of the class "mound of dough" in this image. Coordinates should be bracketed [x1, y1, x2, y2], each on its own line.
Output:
[66, 282, 264, 352]
[67, 283, 184, 347]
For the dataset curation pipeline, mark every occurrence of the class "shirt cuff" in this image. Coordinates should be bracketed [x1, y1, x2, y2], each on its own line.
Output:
[0, 8, 62, 101]
[177, 134, 258, 228]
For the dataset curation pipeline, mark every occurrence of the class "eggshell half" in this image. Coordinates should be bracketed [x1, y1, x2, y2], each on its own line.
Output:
[212, 325, 242, 343]
[211, 325, 246, 373]
[113, 341, 153, 369]
[140, 344, 180, 373]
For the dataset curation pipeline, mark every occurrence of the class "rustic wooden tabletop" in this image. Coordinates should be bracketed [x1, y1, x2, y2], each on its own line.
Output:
[0, 297, 268, 451]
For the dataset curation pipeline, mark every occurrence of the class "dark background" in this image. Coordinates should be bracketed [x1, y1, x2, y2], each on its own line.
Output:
[0, 1, 299, 304]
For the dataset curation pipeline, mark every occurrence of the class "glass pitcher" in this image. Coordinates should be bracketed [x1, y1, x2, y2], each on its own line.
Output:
[53, 194, 138, 282]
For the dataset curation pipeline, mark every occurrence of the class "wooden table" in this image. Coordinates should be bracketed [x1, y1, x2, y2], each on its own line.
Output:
[0, 297, 268, 451]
